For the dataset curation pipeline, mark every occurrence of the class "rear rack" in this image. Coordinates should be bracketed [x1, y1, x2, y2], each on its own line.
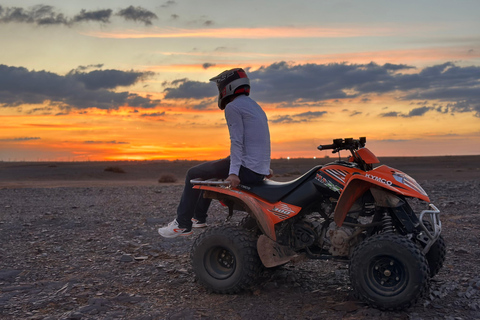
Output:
[190, 178, 231, 186]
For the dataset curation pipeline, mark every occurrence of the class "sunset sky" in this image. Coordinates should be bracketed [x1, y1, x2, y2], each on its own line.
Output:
[1, 0, 479, 161]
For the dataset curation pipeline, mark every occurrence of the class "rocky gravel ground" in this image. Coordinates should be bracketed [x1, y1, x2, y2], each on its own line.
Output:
[1, 178, 480, 320]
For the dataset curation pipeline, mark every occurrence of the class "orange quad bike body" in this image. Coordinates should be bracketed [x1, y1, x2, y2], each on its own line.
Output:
[190, 137, 444, 311]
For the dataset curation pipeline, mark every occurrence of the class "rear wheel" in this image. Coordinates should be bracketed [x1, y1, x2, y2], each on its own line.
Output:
[349, 233, 429, 310]
[191, 225, 262, 293]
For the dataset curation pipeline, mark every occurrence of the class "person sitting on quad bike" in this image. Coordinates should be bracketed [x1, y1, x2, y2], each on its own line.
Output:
[158, 68, 272, 238]
[189, 137, 445, 311]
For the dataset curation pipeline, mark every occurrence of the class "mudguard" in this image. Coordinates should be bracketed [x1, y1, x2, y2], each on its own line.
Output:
[194, 185, 301, 241]
[334, 174, 430, 226]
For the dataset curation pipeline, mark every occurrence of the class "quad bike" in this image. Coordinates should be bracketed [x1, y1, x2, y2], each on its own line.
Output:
[190, 137, 446, 310]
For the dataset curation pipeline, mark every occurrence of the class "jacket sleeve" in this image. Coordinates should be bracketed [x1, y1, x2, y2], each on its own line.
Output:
[225, 104, 244, 176]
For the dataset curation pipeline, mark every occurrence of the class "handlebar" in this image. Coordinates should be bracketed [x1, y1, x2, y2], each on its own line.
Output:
[317, 137, 366, 152]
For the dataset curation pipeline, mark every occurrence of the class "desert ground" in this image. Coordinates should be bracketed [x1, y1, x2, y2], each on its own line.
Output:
[1, 156, 480, 320]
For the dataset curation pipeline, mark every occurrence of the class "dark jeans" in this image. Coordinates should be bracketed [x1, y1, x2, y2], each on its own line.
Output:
[176, 157, 264, 229]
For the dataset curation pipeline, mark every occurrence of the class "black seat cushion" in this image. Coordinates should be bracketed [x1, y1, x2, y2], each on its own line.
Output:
[239, 165, 322, 203]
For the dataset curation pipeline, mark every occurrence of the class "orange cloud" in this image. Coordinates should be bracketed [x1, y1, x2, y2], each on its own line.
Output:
[306, 47, 480, 65]
[26, 123, 78, 128]
[83, 26, 397, 39]
[146, 47, 480, 75]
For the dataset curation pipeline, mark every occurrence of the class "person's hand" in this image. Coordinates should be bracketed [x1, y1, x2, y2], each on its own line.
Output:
[266, 168, 274, 179]
[226, 174, 241, 188]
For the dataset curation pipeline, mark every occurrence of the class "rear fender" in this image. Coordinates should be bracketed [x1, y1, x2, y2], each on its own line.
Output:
[194, 185, 302, 241]
[334, 175, 406, 226]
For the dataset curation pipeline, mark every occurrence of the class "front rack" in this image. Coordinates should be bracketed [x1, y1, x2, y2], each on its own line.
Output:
[417, 204, 442, 254]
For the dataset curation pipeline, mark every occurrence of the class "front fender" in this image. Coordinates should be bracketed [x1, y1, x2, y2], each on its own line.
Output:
[333, 175, 417, 226]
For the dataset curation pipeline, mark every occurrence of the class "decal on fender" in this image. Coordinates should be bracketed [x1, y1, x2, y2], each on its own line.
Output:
[315, 173, 342, 194]
[365, 173, 393, 186]
[269, 203, 296, 220]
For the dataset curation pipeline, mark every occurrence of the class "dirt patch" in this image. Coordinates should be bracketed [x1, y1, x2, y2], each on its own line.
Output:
[1, 157, 480, 319]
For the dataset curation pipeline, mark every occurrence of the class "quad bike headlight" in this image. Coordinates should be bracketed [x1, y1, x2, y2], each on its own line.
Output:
[393, 173, 405, 184]
[393, 173, 428, 197]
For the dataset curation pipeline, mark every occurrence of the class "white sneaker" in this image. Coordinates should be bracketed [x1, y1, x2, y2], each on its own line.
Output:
[158, 219, 193, 238]
[192, 218, 208, 228]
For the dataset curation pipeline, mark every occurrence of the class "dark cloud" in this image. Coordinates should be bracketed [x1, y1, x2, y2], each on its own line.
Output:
[270, 110, 327, 124]
[380, 111, 401, 117]
[192, 99, 215, 110]
[0, 137, 41, 142]
[0, 5, 157, 26]
[0, 64, 159, 110]
[445, 100, 480, 117]
[141, 112, 166, 117]
[0, 5, 111, 25]
[380, 106, 433, 118]
[270, 115, 296, 124]
[402, 65, 480, 117]
[26, 107, 54, 115]
[295, 111, 328, 119]
[67, 69, 154, 90]
[73, 9, 112, 24]
[74, 64, 104, 72]
[250, 61, 480, 111]
[162, 61, 480, 117]
[0, 5, 68, 25]
[116, 6, 158, 26]
[202, 63, 216, 70]
[249, 61, 417, 103]
[406, 106, 433, 117]
[383, 63, 415, 71]
[161, 1, 177, 8]
[163, 79, 216, 100]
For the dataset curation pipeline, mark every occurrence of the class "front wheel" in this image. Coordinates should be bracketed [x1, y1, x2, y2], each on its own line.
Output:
[191, 225, 262, 293]
[421, 221, 446, 278]
[349, 233, 430, 311]
[425, 234, 446, 277]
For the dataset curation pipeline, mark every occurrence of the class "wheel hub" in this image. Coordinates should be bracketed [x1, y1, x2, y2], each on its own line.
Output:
[204, 246, 237, 280]
[218, 249, 234, 268]
[369, 256, 407, 294]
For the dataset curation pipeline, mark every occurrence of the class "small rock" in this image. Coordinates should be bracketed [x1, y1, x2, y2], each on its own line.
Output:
[0, 269, 22, 282]
[134, 256, 148, 261]
[114, 292, 146, 304]
[119, 255, 134, 262]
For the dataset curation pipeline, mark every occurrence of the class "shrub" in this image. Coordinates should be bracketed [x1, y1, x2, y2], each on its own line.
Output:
[158, 173, 177, 183]
[104, 166, 126, 173]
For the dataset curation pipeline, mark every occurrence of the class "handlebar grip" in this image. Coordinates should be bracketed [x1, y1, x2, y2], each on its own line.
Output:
[317, 144, 336, 150]
[318, 137, 367, 152]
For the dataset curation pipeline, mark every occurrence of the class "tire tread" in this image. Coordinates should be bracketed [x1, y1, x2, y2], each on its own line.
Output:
[191, 225, 261, 294]
[349, 233, 430, 311]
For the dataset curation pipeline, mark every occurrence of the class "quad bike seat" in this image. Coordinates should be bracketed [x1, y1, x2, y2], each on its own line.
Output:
[241, 165, 322, 203]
